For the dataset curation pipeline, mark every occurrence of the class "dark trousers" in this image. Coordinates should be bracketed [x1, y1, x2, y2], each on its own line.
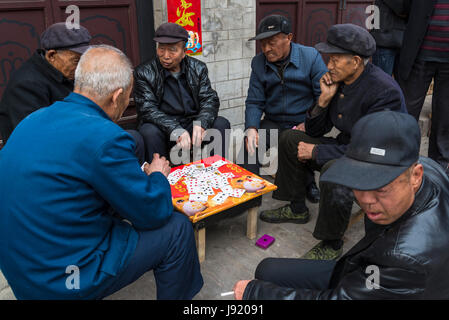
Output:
[397, 60, 449, 169]
[100, 212, 203, 299]
[240, 119, 315, 184]
[273, 130, 353, 240]
[255, 257, 336, 290]
[126, 129, 145, 165]
[138, 116, 230, 163]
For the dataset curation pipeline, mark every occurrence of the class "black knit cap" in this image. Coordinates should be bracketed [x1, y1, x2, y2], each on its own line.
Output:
[249, 15, 291, 41]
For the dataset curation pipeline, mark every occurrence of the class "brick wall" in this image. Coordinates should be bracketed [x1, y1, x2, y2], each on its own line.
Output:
[153, 0, 256, 132]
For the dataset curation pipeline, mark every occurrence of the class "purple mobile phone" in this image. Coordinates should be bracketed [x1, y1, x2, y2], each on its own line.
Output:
[256, 234, 275, 249]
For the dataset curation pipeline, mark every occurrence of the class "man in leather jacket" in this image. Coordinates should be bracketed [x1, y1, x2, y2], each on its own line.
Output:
[134, 23, 230, 163]
[233, 111, 449, 300]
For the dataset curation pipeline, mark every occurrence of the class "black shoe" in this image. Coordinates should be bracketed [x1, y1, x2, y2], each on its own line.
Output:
[306, 182, 320, 203]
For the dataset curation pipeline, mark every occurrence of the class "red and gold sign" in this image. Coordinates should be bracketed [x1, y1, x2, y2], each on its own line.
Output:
[167, 0, 202, 56]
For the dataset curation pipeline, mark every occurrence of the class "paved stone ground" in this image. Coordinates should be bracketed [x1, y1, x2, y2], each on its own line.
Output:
[0, 97, 432, 300]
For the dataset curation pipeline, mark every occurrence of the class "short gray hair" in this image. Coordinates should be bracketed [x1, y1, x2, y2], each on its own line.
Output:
[74, 45, 133, 100]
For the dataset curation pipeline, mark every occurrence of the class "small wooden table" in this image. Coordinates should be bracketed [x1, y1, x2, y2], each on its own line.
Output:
[169, 155, 277, 262]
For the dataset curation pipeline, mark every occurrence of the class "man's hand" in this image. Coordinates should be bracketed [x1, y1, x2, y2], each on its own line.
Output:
[318, 72, 339, 107]
[293, 122, 305, 131]
[177, 130, 191, 150]
[144, 153, 171, 177]
[297, 142, 315, 162]
[192, 125, 206, 147]
[246, 128, 259, 155]
[233, 280, 252, 300]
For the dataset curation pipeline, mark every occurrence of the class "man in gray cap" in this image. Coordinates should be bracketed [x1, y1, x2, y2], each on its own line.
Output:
[262, 24, 408, 260]
[0, 23, 90, 142]
[0, 22, 145, 163]
[134, 22, 230, 163]
[234, 111, 449, 300]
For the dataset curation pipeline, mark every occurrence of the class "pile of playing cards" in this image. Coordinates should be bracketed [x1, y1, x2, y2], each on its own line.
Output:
[168, 160, 246, 204]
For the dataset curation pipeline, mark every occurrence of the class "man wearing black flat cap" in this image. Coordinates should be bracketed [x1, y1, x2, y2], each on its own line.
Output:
[0, 22, 145, 163]
[263, 24, 408, 260]
[234, 111, 449, 300]
[134, 22, 230, 163]
[0, 22, 91, 143]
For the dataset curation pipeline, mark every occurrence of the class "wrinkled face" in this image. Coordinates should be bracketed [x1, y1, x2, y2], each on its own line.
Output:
[49, 50, 81, 80]
[353, 165, 423, 225]
[260, 33, 292, 63]
[326, 53, 357, 83]
[157, 41, 186, 72]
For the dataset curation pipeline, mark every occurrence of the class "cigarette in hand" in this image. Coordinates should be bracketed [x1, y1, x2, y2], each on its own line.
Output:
[220, 291, 234, 297]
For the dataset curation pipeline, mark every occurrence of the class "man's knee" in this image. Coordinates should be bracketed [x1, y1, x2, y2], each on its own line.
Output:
[139, 122, 165, 140]
[279, 129, 308, 152]
[213, 116, 231, 131]
[168, 212, 195, 243]
[254, 258, 279, 281]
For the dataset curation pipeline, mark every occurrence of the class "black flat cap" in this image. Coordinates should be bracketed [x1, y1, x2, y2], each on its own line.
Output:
[249, 15, 291, 41]
[315, 23, 376, 58]
[320, 111, 420, 191]
[154, 22, 189, 44]
[41, 22, 91, 54]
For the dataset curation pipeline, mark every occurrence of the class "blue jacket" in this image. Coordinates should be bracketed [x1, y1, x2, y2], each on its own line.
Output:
[0, 93, 173, 299]
[245, 42, 328, 129]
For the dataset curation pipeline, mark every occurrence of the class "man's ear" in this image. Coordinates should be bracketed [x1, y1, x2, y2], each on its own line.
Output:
[411, 163, 424, 192]
[45, 49, 58, 62]
[353, 55, 363, 68]
[111, 88, 124, 108]
[287, 33, 293, 42]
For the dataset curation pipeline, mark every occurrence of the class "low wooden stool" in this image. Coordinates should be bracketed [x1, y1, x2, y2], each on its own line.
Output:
[192, 198, 261, 263]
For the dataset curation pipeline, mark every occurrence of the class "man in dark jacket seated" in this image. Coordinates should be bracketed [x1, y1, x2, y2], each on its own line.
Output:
[0, 23, 145, 163]
[261, 24, 408, 260]
[134, 23, 230, 164]
[234, 111, 449, 300]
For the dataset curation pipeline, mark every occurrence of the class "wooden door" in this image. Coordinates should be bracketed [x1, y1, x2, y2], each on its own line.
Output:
[255, 0, 375, 53]
[51, 0, 141, 66]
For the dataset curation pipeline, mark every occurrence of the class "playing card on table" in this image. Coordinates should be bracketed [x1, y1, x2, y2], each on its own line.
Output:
[220, 185, 234, 195]
[189, 193, 209, 203]
[228, 188, 246, 198]
[211, 160, 228, 169]
[221, 172, 234, 179]
[212, 192, 229, 204]
[167, 169, 183, 185]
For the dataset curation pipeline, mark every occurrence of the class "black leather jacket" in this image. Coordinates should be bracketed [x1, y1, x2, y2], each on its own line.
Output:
[244, 157, 449, 299]
[133, 55, 219, 135]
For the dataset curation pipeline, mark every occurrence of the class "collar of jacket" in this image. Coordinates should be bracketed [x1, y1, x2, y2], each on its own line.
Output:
[157, 56, 189, 79]
[33, 49, 72, 85]
[63, 92, 112, 121]
[264, 43, 300, 70]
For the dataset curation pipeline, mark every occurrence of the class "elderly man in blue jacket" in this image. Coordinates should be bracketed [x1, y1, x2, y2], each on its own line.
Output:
[242, 15, 328, 205]
[0, 45, 203, 299]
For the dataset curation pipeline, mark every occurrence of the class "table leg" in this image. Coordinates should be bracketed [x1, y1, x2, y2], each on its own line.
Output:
[246, 206, 259, 240]
[195, 227, 206, 263]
